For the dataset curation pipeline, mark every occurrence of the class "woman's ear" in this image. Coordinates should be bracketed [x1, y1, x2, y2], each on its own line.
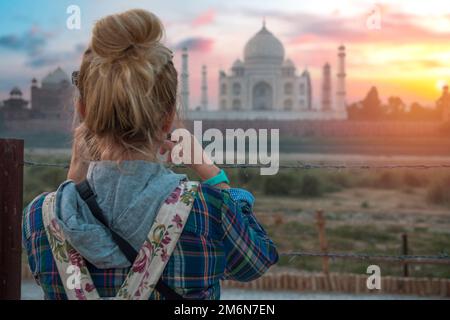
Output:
[76, 100, 86, 120]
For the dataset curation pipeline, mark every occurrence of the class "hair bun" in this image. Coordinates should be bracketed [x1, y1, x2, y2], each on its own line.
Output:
[91, 9, 164, 61]
[77, 9, 178, 162]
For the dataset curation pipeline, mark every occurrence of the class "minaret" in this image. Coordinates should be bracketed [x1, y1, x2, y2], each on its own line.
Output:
[302, 69, 312, 110]
[201, 65, 208, 110]
[336, 45, 347, 112]
[181, 47, 190, 111]
[437, 85, 450, 122]
[31, 78, 38, 110]
[322, 63, 332, 111]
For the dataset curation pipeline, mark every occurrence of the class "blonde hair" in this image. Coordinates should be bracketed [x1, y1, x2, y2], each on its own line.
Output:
[76, 9, 177, 160]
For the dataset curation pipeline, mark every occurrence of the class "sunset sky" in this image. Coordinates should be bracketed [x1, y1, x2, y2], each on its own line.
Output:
[1, 0, 450, 109]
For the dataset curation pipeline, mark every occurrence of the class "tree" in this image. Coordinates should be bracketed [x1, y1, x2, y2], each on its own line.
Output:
[347, 86, 384, 120]
[408, 102, 439, 121]
[436, 86, 450, 122]
[386, 96, 406, 120]
[362, 87, 384, 120]
[347, 85, 445, 122]
[347, 102, 363, 120]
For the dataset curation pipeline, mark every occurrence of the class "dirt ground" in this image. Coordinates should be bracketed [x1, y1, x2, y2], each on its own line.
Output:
[254, 187, 450, 278]
[255, 188, 450, 229]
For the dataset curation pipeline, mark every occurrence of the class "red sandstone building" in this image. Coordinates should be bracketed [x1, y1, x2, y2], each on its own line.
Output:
[0, 67, 74, 132]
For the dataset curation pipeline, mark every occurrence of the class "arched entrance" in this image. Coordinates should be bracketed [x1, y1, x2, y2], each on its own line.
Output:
[252, 82, 273, 110]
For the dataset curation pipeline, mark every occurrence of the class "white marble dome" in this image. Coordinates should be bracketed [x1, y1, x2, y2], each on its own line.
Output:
[219, 23, 314, 113]
[244, 25, 285, 65]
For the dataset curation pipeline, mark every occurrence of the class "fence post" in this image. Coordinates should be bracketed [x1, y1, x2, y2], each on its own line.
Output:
[0, 139, 24, 300]
[316, 210, 330, 275]
[402, 233, 409, 277]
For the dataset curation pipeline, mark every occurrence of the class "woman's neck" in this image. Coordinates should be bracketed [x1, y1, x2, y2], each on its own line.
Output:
[100, 148, 158, 162]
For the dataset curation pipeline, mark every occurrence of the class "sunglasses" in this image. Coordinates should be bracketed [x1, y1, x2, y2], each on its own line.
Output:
[71, 71, 79, 87]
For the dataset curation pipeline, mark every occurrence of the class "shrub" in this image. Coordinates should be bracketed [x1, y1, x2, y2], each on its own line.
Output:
[23, 166, 68, 206]
[361, 201, 370, 208]
[299, 174, 322, 197]
[237, 168, 254, 185]
[403, 171, 424, 188]
[426, 176, 450, 207]
[373, 171, 398, 189]
[329, 172, 352, 188]
[273, 213, 284, 226]
[263, 172, 298, 196]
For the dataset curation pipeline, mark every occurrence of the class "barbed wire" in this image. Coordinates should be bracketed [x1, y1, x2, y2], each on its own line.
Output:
[280, 251, 450, 264]
[24, 161, 70, 169]
[21, 160, 450, 266]
[23, 161, 450, 170]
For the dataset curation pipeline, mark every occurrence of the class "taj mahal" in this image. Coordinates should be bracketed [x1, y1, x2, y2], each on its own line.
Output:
[182, 23, 348, 120]
[0, 23, 348, 134]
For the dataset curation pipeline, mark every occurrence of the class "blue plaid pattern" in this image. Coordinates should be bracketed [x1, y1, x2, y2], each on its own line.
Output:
[23, 184, 278, 300]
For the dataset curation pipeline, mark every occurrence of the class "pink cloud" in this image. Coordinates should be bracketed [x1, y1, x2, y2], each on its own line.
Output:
[180, 7, 450, 107]
[245, 8, 450, 45]
[175, 37, 214, 52]
[289, 33, 324, 46]
[192, 9, 216, 27]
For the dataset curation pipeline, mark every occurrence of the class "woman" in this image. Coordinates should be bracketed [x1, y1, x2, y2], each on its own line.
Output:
[23, 9, 278, 300]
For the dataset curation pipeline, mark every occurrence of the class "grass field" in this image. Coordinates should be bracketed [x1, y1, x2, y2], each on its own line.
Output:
[4, 129, 450, 156]
[255, 191, 450, 278]
[23, 152, 450, 279]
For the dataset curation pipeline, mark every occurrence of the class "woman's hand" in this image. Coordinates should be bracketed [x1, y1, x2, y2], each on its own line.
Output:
[67, 125, 90, 183]
[160, 134, 229, 188]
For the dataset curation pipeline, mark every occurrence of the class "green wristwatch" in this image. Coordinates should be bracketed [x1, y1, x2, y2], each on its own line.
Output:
[203, 169, 230, 186]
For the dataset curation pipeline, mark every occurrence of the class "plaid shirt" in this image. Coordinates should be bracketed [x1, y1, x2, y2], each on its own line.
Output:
[23, 184, 278, 300]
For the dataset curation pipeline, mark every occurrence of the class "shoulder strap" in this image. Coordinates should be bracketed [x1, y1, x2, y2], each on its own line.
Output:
[115, 180, 199, 300]
[41, 192, 101, 300]
[76, 181, 138, 264]
[76, 180, 196, 300]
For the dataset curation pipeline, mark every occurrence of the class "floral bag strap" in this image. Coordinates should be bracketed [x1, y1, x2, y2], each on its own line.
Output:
[42, 180, 199, 300]
[42, 192, 101, 300]
[115, 180, 199, 300]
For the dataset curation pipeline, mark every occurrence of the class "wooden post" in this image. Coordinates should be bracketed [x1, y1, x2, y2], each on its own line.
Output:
[402, 233, 409, 277]
[315, 210, 330, 275]
[0, 139, 24, 300]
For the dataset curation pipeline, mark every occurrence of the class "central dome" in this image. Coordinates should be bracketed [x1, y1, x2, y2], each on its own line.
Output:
[244, 25, 285, 65]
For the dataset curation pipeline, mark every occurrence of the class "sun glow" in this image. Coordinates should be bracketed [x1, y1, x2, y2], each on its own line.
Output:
[436, 79, 448, 91]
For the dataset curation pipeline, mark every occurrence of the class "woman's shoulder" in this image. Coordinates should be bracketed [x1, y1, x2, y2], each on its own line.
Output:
[192, 182, 237, 207]
[191, 183, 226, 218]
[23, 192, 51, 240]
[189, 183, 254, 224]
[182, 184, 228, 235]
